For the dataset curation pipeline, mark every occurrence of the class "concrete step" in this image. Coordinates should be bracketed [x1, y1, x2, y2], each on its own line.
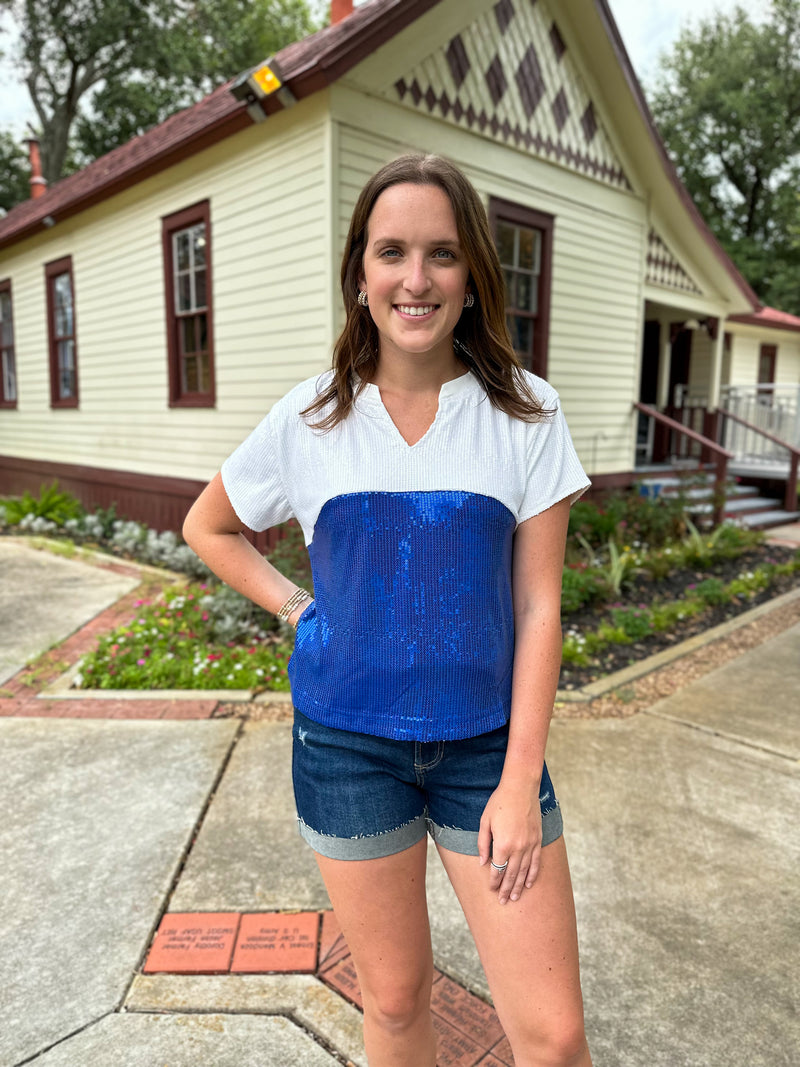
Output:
[736, 509, 800, 530]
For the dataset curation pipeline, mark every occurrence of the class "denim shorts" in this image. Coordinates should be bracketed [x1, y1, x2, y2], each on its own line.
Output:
[291, 708, 563, 861]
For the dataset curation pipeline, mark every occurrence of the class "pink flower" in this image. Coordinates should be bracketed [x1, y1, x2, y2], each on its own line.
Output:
[202, 612, 209, 621]
[137, 658, 146, 666]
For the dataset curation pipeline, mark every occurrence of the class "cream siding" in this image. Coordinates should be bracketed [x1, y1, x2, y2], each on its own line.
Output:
[0, 97, 333, 482]
[332, 83, 646, 478]
[723, 324, 800, 386]
[688, 329, 713, 395]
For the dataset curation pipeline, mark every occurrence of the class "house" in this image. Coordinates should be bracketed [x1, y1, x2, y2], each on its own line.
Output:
[0, 0, 796, 533]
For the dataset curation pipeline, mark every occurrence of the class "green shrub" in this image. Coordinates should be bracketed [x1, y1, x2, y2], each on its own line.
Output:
[727, 568, 770, 598]
[3, 481, 83, 525]
[568, 490, 686, 552]
[595, 623, 630, 645]
[608, 606, 654, 641]
[693, 578, 730, 607]
[561, 565, 606, 615]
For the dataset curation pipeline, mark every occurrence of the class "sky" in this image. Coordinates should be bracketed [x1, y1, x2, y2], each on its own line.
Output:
[0, 0, 767, 137]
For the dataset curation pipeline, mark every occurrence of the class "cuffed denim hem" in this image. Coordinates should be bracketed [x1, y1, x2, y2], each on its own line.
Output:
[296, 812, 428, 860]
[428, 802, 564, 857]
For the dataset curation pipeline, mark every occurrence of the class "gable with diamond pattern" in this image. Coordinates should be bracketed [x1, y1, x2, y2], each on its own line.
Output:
[392, 0, 631, 191]
[646, 230, 702, 295]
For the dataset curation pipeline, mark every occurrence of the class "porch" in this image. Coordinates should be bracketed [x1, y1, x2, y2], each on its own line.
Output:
[635, 305, 800, 527]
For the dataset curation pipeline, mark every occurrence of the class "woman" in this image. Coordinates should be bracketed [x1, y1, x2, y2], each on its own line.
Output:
[184, 154, 593, 1067]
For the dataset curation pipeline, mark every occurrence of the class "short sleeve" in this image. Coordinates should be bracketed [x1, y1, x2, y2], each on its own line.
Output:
[220, 409, 294, 532]
[518, 395, 591, 523]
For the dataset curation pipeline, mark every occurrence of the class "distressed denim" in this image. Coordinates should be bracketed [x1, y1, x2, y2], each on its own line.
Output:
[291, 707, 563, 861]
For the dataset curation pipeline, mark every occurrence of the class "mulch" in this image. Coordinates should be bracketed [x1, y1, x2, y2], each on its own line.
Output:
[558, 542, 800, 691]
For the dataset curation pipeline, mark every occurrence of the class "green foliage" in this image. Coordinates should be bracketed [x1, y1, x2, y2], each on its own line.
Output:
[267, 520, 313, 591]
[727, 568, 770, 598]
[692, 578, 730, 607]
[2, 481, 83, 525]
[679, 517, 760, 567]
[76, 583, 294, 691]
[560, 565, 605, 614]
[604, 540, 637, 596]
[0, 131, 30, 213]
[567, 491, 685, 553]
[648, 0, 800, 312]
[607, 606, 654, 641]
[640, 546, 680, 581]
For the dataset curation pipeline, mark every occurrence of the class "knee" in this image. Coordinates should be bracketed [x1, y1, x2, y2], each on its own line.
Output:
[509, 1016, 589, 1067]
[363, 976, 432, 1033]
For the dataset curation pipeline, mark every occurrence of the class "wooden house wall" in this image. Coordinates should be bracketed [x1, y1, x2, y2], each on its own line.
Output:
[331, 86, 647, 479]
[0, 97, 332, 509]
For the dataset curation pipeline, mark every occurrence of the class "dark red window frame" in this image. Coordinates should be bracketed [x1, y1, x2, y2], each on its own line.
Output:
[758, 344, 777, 385]
[45, 255, 78, 408]
[489, 197, 554, 378]
[0, 277, 16, 408]
[162, 200, 215, 407]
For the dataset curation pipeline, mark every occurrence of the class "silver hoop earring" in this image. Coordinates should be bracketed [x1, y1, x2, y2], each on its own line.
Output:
[463, 293, 475, 308]
[357, 290, 369, 307]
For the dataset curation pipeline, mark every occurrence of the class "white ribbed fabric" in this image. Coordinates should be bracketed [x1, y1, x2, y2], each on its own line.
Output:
[221, 370, 590, 542]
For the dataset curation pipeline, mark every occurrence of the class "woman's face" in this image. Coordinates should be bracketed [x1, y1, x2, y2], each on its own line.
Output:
[358, 182, 471, 367]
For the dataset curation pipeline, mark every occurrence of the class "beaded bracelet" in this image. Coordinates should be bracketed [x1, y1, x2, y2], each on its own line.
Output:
[276, 587, 312, 623]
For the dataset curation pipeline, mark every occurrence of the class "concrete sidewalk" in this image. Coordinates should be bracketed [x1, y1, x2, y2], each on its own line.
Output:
[0, 539, 798, 1066]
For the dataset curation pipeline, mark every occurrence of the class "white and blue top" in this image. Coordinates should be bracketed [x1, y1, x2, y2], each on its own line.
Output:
[221, 369, 590, 742]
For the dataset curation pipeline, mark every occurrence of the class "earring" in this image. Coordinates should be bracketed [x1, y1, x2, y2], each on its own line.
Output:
[463, 293, 475, 308]
[357, 290, 369, 307]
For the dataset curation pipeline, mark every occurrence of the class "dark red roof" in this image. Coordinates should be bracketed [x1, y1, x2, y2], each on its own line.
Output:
[729, 306, 800, 334]
[0, 0, 441, 251]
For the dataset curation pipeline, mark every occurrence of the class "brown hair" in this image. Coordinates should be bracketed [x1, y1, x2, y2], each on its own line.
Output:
[302, 153, 552, 428]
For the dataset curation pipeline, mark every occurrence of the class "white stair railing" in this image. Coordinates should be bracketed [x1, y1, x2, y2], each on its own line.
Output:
[720, 384, 800, 459]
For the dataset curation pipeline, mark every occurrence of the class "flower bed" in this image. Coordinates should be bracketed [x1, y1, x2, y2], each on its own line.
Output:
[559, 544, 800, 689]
[3, 480, 798, 692]
[75, 585, 293, 692]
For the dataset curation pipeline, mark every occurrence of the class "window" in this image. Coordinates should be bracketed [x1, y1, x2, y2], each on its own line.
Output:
[758, 344, 776, 385]
[45, 256, 78, 407]
[0, 279, 16, 407]
[162, 201, 214, 406]
[490, 199, 553, 378]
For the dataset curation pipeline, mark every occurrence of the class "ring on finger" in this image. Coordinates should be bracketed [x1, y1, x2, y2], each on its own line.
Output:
[490, 859, 509, 871]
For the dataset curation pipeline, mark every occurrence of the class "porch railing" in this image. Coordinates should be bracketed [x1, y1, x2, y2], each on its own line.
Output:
[667, 387, 713, 461]
[719, 409, 800, 512]
[720, 383, 800, 454]
[634, 403, 733, 525]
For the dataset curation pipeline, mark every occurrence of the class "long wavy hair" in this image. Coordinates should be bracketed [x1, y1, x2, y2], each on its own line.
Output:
[301, 153, 552, 428]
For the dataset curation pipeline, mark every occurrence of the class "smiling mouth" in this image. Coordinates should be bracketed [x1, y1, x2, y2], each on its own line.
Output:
[395, 304, 438, 316]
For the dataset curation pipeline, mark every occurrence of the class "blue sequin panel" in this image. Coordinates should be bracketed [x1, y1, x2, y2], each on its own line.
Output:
[290, 491, 516, 741]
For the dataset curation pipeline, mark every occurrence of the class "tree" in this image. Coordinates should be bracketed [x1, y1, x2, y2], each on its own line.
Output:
[0, 0, 321, 199]
[0, 131, 30, 212]
[648, 0, 800, 313]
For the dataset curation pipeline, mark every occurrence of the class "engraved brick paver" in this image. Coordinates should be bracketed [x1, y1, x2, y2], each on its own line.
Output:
[488, 1036, 514, 1064]
[144, 913, 240, 974]
[476, 1056, 511, 1066]
[231, 912, 319, 973]
[318, 910, 348, 969]
[431, 974, 504, 1048]
[432, 1013, 487, 1065]
[320, 954, 364, 1010]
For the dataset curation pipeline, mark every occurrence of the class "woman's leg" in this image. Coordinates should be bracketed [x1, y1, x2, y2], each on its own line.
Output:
[315, 837, 437, 1067]
[436, 835, 591, 1067]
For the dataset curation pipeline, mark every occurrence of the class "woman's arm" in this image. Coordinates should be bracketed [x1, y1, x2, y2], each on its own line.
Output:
[477, 496, 571, 903]
[183, 473, 310, 625]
